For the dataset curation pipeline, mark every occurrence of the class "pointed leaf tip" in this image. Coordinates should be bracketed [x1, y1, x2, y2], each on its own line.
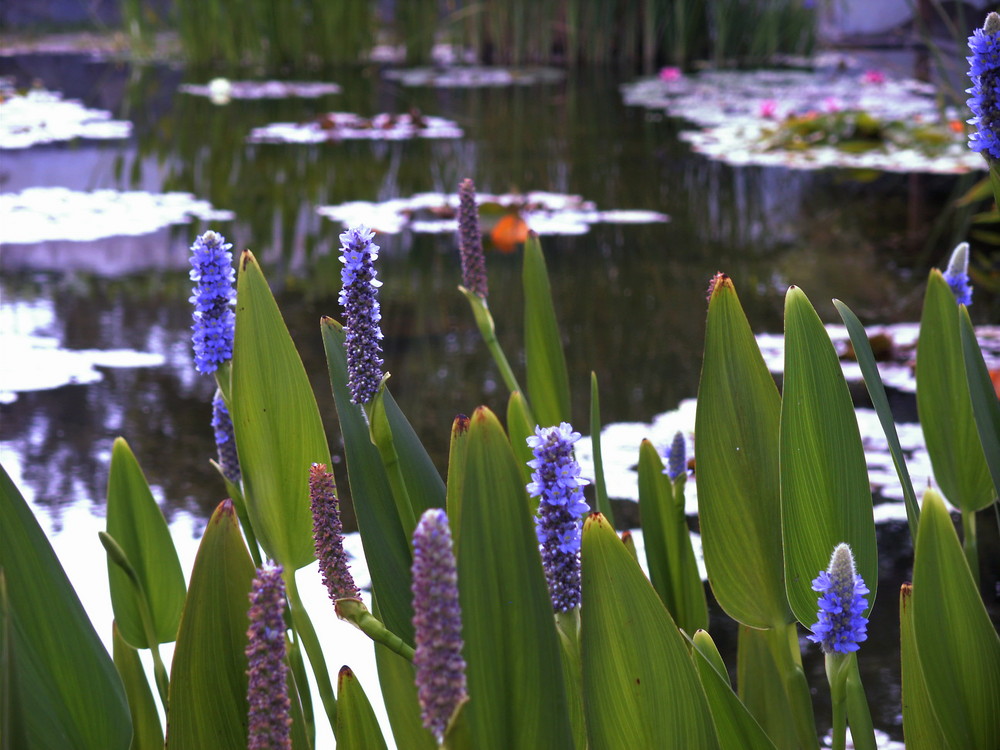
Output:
[239, 249, 255, 271]
[454, 414, 470, 435]
[707, 272, 733, 300]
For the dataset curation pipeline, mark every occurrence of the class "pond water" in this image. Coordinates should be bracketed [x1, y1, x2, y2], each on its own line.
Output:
[2, 50, 998, 747]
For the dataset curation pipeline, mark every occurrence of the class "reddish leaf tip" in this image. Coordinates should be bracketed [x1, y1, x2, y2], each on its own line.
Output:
[706, 271, 732, 301]
[453, 414, 470, 435]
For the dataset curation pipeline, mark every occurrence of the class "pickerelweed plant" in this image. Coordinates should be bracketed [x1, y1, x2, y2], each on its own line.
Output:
[3, 17, 1000, 750]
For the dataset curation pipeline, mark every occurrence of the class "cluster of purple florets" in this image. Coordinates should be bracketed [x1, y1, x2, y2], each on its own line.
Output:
[246, 564, 292, 750]
[411, 509, 467, 741]
[967, 13, 1000, 161]
[189, 230, 236, 374]
[457, 178, 488, 299]
[338, 226, 385, 405]
[309, 462, 360, 602]
[664, 431, 687, 480]
[211, 391, 241, 485]
[807, 543, 870, 655]
[526, 423, 591, 612]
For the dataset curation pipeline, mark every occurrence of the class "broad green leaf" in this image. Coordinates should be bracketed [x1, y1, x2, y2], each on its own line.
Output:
[834, 300, 919, 536]
[321, 318, 414, 643]
[166, 500, 254, 749]
[911, 489, 1000, 750]
[231, 250, 330, 570]
[637, 440, 707, 635]
[373, 637, 436, 750]
[899, 583, 950, 750]
[695, 273, 789, 628]
[692, 630, 776, 750]
[0, 463, 131, 750]
[106, 437, 186, 647]
[959, 306, 1000, 500]
[780, 287, 877, 626]
[915, 272, 994, 512]
[523, 232, 571, 427]
[589, 372, 614, 524]
[458, 407, 574, 750]
[112, 622, 164, 750]
[506, 390, 535, 488]
[581, 512, 719, 750]
[736, 626, 800, 750]
[381, 383, 447, 519]
[335, 666, 389, 750]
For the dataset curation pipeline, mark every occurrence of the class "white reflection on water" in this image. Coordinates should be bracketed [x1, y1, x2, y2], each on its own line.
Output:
[0, 87, 132, 149]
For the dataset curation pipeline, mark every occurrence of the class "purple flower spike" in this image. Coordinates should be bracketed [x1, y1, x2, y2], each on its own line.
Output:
[338, 225, 384, 405]
[807, 543, 870, 654]
[411, 509, 467, 742]
[457, 178, 488, 298]
[526, 423, 591, 612]
[943, 242, 973, 306]
[246, 564, 292, 750]
[211, 390, 241, 486]
[189, 230, 236, 374]
[664, 431, 686, 480]
[309, 463, 360, 602]
[967, 12, 1000, 161]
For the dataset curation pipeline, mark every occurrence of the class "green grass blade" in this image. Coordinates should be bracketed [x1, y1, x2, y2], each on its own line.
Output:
[911, 489, 1000, 750]
[580, 513, 720, 749]
[232, 250, 330, 570]
[166, 500, 255, 749]
[523, 233, 572, 427]
[112, 622, 164, 750]
[780, 287, 877, 626]
[958, 306, 1000, 500]
[106, 437, 186, 647]
[916, 272, 994, 512]
[589, 372, 614, 524]
[335, 666, 390, 750]
[0, 463, 131, 750]
[458, 407, 574, 750]
[833, 300, 920, 536]
[695, 273, 789, 628]
[321, 318, 414, 643]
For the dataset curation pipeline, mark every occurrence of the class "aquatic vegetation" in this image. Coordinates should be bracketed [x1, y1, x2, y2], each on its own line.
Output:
[178, 80, 341, 100]
[382, 66, 563, 88]
[0, 84, 131, 149]
[248, 111, 463, 144]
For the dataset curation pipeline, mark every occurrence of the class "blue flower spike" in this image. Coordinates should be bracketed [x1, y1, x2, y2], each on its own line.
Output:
[211, 390, 241, 485]
[411, 509, 467, 742]
[246, 563, 292, 750]
[309, 462, 360, 604]
[526, 422, 591, 612]
[943, 242, 973, 307]
[664, 431, 687, 481]
[189, 230, 236, 375]
[967, 12, 1000, 163]
[338, 225, 385, 405]
[808, 542, 869, 655]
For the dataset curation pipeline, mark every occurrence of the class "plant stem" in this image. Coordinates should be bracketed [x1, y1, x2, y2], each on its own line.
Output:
[845, 655, 876, 750]
[284, 572, 338, 735]
[463, 289, 525, 398]
[366, 388, 417, 541]
[767, 622, 819, 750]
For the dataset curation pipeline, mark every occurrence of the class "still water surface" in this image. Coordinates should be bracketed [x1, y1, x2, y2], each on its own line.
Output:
[2, 52, 997, 745]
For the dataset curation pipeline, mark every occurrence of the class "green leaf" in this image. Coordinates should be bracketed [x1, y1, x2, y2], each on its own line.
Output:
[445, 414, 472, 553]
[0, 463, 131, 750]
[580, 513, 719, 750]
[458, 407, 574, 750]
[916, 272, 994, 512]
[166, 500, 254, 749]
[959, 306, 1000, 500]
[321, 318, 414, 643]
[106, 437, 186, 647]
[335, 666, 389, 750]
[506, 390, 536, 488]
[637, 440, 707, 635]
[112, 622, 164, 750]
[899, 583, 951, 750]
[833, 300, 919, 536]
[910, 489, 1000, 750]
[780, 287, 877, 626]
[695, 273, 789, 628]
[231, 250, 330, 570]
[692, 630, 776, 750]
[736, 626, 799, 750]
[523, 232, 571, 427]
[589, 372, 614, 524]
[373, 637, 436, 750]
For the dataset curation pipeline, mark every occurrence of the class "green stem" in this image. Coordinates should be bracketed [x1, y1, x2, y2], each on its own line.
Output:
[462, 288, 525, 398]
[366, 386, 417, 540]
[767, 622, 819, 750]
[961, 507, 979, 587]
[285, 572, 338, 734]
[825, 653, 849, 750]
[845, 655, 876, 750]
[555, 609, 586, 750]
[336, 599, 415, 661]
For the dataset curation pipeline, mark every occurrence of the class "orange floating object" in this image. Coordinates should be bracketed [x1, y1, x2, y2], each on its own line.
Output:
[949, 119, 965, 133]
[491, 214, 529, 253]
[990, 368, 1000, 400]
